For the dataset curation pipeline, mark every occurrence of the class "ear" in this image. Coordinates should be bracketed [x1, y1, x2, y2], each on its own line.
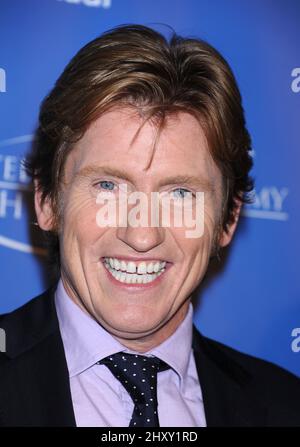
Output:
[34, 180, 55, 231]
[218, 199, 242, 248]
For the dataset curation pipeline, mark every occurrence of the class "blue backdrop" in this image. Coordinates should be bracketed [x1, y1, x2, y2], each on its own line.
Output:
[0, 0, 299, 375]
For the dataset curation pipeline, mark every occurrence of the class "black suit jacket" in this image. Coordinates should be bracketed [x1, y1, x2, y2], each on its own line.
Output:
[1, 285, 300, 427]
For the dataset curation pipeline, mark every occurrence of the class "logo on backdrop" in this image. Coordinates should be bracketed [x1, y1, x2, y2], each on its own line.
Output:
[57, 0, 112, 8]
[291, 328, 300, 353]
[0, 135, 45, 255]
[291, 68, 300, 93]
[0, 68, 6, 93]
[242, 186, 289, 221]
[241, 151, 289, 221]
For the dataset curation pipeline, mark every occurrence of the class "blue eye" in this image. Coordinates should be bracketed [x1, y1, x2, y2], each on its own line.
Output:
[98, 180, 115, 191]
[172, 188, 193, 199]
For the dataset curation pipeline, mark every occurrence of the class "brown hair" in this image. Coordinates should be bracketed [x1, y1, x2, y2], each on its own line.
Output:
[25, 24, 254, 271]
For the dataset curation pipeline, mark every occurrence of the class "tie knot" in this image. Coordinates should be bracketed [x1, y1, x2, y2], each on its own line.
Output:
[98, 352, 170, 404]
[99, 351, 170, 374]
[99, 351, 170, 369]
[98, 352, 170, 427]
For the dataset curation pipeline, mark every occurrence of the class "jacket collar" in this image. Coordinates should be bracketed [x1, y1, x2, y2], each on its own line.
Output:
[192, 327, 268, 426]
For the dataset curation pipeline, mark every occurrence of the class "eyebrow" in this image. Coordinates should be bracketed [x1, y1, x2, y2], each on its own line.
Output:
[74, 164, 215, 192]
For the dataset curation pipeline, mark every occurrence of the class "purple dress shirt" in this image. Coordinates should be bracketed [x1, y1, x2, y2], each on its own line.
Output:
[55, 279, 206, 427]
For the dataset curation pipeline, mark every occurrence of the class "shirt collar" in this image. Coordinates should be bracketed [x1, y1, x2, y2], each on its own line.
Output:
[55, 278, 193, 383]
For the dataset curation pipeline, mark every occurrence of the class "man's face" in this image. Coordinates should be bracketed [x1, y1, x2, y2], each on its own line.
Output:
[36, 107, 237, 351]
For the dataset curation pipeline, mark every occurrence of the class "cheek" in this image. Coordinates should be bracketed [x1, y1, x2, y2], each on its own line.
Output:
[181, 199, 220, 246]
[60, 191, 103, 248]
[170, 227, 215, 271]
[172, 205, 219, 276]
[180, 225, 214, 260]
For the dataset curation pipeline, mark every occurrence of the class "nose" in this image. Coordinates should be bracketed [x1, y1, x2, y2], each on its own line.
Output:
[116, 225, 165, 253]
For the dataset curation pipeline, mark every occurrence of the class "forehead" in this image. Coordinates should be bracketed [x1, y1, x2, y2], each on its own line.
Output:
[66, 107, 221, 187]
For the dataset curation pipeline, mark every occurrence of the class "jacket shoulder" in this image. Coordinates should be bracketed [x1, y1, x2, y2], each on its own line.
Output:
[0, 284, 58, 360]
[200, 332, 300, 413]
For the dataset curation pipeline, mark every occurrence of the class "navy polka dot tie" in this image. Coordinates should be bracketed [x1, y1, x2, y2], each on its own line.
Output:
[98, 352, 170, 427]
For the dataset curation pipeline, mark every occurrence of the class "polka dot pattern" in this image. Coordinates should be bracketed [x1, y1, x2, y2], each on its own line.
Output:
[98, 352, 170, 427]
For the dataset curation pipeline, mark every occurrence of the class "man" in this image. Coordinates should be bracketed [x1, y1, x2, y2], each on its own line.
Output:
[0, 24, 299, 427]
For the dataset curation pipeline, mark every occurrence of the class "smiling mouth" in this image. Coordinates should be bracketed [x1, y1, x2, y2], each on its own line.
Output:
[102, 257, 167, 285]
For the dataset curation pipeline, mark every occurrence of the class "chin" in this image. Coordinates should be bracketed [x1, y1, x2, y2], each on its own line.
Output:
[97, 310, 164, 338]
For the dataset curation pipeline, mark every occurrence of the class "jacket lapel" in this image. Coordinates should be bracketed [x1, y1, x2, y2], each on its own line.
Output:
[0, 286, 76, 426]
[192, 326, 268, 426]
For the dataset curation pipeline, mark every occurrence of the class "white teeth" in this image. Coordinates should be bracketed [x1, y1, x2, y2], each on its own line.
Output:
[104, 257, 166, 275]
[120, 260, 127, 271]
[127, 261, 136, 273]
[103, 260, 166, 285]
[137, 262, 147, 274]
[146, 274, 154, 283]
[147, 262, 154, 274]
[153, 262, 160, 273]
[137, 275, 143, 284]
[126, 273, 133, 283]
[104, 258, 166, 284]
[119, 272, 126, 283]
